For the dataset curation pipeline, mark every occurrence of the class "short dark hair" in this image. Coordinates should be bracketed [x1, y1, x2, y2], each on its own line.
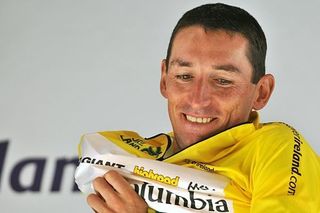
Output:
[165, 3, 267, 84]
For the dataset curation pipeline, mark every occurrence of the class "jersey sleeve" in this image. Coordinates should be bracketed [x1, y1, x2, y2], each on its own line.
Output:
[250, 123, 320, 213]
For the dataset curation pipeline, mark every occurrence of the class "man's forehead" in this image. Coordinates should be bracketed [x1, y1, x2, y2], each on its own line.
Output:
[171, 26, 249, 54]
[169, 57, 241, 73]
[168, 26, 251, 72]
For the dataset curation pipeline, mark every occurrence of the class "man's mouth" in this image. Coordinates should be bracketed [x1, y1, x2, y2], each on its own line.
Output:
[185, 114, 213, 124]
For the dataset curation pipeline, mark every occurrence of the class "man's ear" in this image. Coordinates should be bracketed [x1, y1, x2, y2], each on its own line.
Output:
[160, 59, 168, 98]
[253, 74, 275, 110]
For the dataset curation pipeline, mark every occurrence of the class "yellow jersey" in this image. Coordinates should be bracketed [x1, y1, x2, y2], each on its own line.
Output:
[81, 112, 320, 212]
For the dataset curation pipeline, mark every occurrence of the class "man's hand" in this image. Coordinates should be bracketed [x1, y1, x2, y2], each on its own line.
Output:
[87, 170, 148, 213]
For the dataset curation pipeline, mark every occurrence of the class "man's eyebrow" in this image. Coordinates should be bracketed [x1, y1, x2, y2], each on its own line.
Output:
[169, 58, 193, 67]
[213, 64, 241, 73]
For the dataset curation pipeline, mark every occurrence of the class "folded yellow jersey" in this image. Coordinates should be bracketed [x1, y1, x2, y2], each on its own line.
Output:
[75, 112, 320, 212]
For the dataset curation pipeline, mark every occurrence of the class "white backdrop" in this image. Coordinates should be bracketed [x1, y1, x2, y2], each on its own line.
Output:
[0, 0, 319, 212]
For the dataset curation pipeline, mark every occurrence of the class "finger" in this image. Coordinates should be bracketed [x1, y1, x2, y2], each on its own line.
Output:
[92, 177, 120, 204]
[87, 193, 114, 213]
[104, 170, 136, 196]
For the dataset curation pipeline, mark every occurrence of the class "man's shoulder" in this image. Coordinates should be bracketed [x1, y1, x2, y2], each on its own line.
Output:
[249, 121, 318, 161]
[255, 121, 299, 140]
[246, 121, 303, 153]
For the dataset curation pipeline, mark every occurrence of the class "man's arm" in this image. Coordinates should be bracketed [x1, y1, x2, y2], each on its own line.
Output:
[87, 170, 148, 213]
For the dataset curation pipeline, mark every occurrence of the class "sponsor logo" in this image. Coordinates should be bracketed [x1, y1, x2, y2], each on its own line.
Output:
[120, 135, 144, 150]
[120, 135, 162, 157]
[0, 139, 79, 192]
[133, 166, 179, 186]
[185, 159, 214, 173]
[134, 182, 231, 212]
[140, 146, 162, 157]
[284, 124, 303, 196]
[80, 156, 125, 169]
[187, 181, 216, 192]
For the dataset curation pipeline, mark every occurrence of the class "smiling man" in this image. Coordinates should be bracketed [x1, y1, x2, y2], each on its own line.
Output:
[85, 3, 320, 213]
[160, 27, 274, 151]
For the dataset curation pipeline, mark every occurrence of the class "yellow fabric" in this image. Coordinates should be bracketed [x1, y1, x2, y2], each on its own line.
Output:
[98, 112, 320, 212]
[98, 131, 171, 160]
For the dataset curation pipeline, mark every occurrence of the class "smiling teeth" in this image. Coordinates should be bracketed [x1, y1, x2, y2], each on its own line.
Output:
[186, 115, 213, 124]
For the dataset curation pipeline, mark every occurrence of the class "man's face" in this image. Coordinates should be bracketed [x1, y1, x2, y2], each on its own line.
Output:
[161, 26, 261, 150]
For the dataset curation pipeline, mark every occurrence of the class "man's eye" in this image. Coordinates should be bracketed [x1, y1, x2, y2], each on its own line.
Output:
[216, 78, 232, 85]
[176, 74, 193, 81]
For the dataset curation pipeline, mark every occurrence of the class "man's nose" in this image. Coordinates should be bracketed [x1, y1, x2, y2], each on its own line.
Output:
[189, 80, 212, 108]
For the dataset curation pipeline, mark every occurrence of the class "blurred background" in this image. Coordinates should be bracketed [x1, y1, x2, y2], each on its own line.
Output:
[1, 0, 319, 212]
